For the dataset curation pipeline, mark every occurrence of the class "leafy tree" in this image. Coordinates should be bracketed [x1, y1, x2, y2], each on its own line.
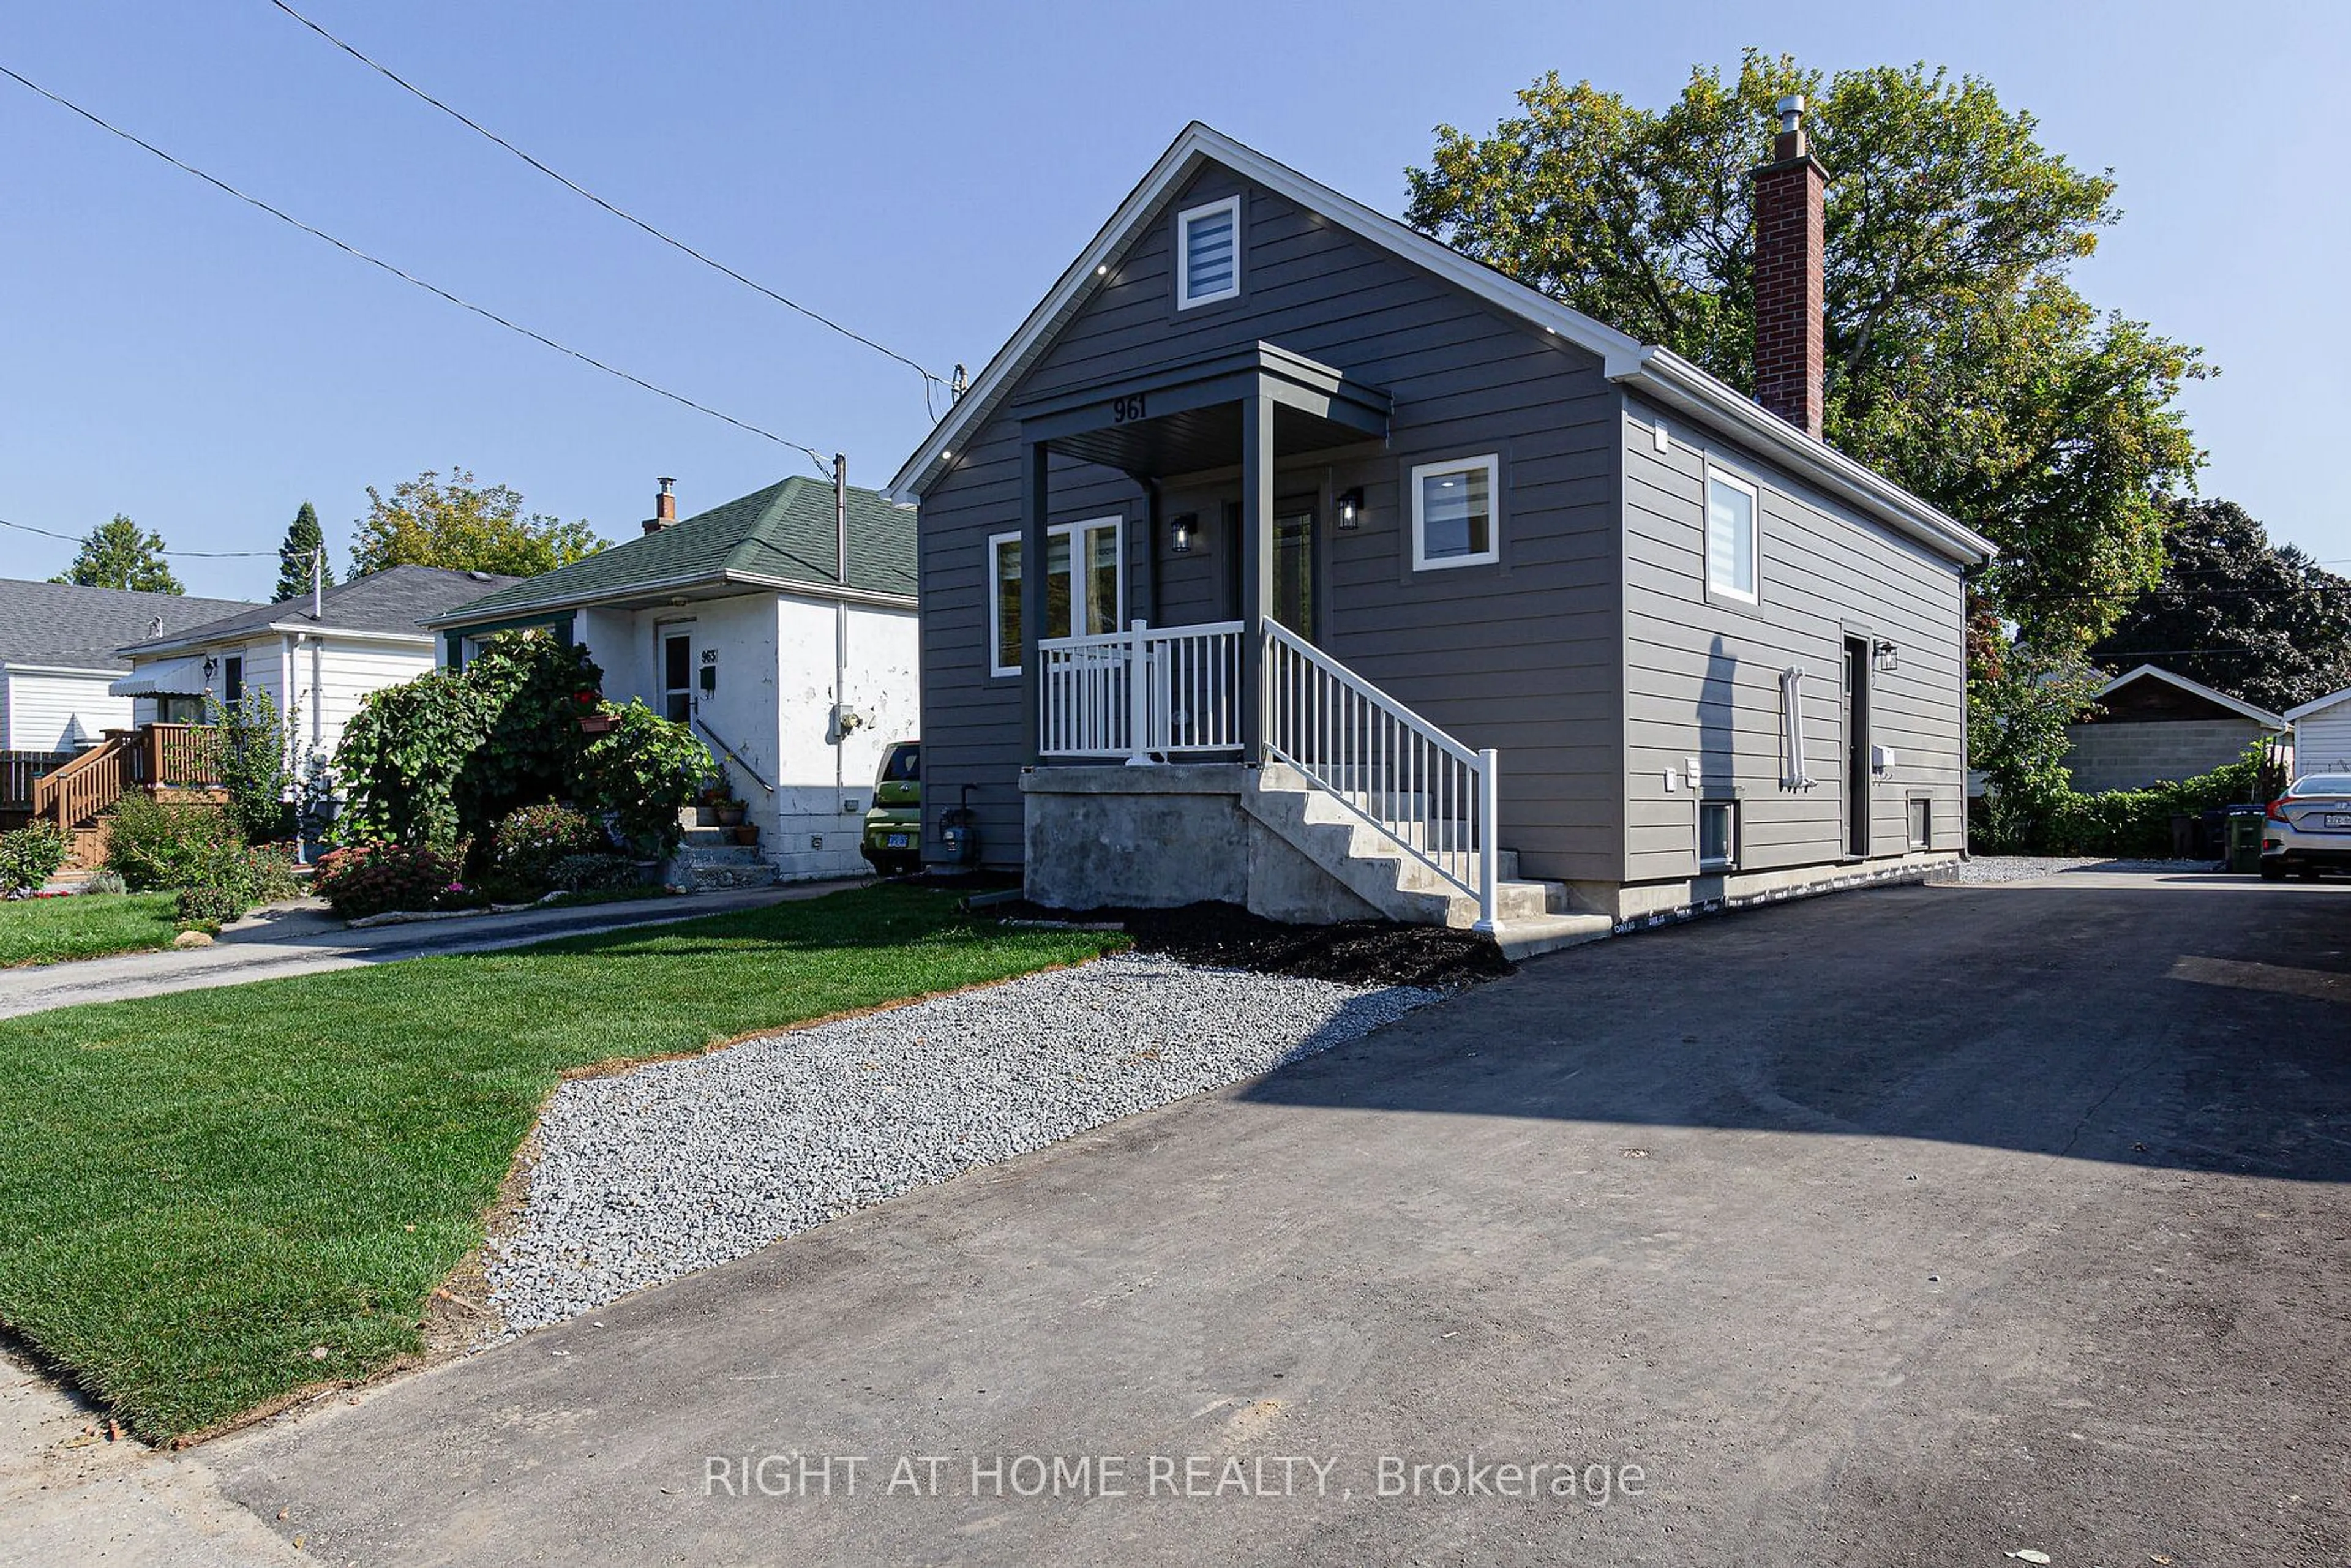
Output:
[1406, 54, 2205, 643]
[50, 514, 182, 594]
[205, 687, 296, 844]
[1407, 51, 2210, 811]
[2090, 498, 2351, 715]
[274, 501, 334, 602]
[334, 629, 708, 858]
[349, 468, 606, 579]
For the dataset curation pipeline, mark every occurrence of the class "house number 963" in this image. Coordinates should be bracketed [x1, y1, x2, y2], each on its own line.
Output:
[1109, 393, 1148, 423]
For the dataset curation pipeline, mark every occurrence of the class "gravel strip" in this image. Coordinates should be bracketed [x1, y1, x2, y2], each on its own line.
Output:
[484, 954, 1434, 1333]
[1929, 855, 2213, 885]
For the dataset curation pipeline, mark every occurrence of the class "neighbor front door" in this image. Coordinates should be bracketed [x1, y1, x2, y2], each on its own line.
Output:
[662, 628, 695, 724]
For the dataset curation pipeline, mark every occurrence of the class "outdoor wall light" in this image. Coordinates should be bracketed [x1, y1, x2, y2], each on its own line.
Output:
[1873, 638, 1901, 673]
[1335, 488, 1365, 530]
[201, 656, 218, 681]
[1169, 512, 1196, 554]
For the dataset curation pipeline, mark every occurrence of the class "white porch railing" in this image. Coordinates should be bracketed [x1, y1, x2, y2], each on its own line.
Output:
[1038, 620, 1245, 761]
[1264, 618, 1500, 931]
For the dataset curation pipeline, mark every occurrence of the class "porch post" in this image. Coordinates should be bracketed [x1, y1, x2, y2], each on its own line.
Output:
[1019, 437, 1051, 764]
[1237, 386, 1275, 761]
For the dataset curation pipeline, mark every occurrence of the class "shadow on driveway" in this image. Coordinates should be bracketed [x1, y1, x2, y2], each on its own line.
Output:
[1245, 877, 2351, 1182]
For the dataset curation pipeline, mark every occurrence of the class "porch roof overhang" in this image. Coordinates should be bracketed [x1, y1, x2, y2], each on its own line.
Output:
[1010, 342, 1389, 476]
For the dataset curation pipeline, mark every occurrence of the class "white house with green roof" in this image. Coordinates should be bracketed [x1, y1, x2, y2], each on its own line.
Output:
[424, 476, 920, 885]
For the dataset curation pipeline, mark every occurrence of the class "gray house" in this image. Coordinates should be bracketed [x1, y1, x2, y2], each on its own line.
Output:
[890, 118, 1992, 953]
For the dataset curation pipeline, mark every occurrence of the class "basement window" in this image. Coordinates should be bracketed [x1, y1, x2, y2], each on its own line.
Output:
[1698, 798, 1737, 870]
[1410, 455, 1501, 570]
[1176, 195, 1242, 309]
[989, 518, 1124, 676]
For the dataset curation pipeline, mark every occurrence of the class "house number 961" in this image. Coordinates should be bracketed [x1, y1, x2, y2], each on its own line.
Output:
[1110, 393, 1148, 423]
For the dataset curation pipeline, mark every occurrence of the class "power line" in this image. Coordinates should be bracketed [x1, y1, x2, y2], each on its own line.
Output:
[0, 516, 279, 557]
[267, 0, 947, 407]
[0, 61, 834, 471]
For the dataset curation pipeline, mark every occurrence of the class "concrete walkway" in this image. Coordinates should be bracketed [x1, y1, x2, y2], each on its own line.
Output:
[0, 1346, 297, 1567]
[187, 868, 2347, 1565]
[0, 880, 860, 1019]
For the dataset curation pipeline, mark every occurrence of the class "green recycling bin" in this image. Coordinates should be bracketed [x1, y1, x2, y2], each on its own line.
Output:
[2225, 806, 2266, 875]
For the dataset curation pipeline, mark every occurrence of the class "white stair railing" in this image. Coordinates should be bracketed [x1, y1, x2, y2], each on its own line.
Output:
[1262, 618, 1501, 931]
[1038, 620, 1245, 762]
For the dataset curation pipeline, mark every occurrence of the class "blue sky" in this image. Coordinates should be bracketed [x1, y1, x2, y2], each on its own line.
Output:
[2, 1, 2345, 599]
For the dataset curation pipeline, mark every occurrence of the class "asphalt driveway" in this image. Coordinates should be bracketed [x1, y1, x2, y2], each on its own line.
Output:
[207, 868, 2351, 1566]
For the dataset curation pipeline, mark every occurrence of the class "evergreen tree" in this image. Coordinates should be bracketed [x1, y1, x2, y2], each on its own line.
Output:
[50, 514, 182, 593]
[274, 501, 334, 602]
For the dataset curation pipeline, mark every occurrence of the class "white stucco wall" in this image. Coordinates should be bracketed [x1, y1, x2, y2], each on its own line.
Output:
[2, 669, 127, 751]
[564, 590, 920, 882]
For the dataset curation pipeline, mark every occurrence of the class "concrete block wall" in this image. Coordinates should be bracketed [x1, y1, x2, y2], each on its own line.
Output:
[2061, 719, 2263, 795]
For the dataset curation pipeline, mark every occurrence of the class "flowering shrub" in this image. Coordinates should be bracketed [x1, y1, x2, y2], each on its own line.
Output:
[487, 803, 610, 892]
[313, 842, 465, 920]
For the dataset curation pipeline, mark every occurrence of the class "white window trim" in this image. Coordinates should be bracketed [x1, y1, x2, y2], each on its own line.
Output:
[1697, 798, 1738, 871]
[1704, 465, 1761, 605]
[987, 517, 1125, 677]
[1175, 195, 1242, 310]
[1409, 454, 1502, 571]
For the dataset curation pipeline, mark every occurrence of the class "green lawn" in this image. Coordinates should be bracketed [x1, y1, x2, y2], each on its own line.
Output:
[0, 893, 183, 967]
[0, 884, 1123, 1442]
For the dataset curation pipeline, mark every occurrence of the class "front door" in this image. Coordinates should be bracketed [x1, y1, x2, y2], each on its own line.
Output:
[1272, 503, 1316, 639]
[662, 628, 696, 724]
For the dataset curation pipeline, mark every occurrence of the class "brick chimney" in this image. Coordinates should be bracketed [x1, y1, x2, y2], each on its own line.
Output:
[1752, 94, 1826, 437]
[640, 477, 678, 535]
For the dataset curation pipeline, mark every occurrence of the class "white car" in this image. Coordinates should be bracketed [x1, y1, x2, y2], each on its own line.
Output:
[2260, 772, 2351, 880]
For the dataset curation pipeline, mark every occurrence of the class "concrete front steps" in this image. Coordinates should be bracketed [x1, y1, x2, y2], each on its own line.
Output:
[1242, 764, 1611, 961]
[664, 808, 779, 891]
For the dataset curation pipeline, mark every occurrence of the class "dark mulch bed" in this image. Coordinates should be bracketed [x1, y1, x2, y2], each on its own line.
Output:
[984, 899, 1510, 989]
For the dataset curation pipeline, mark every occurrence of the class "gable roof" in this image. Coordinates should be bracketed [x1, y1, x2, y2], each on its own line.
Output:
[0, 579, 254, 673]
[2095, 663, 2285, 728]
[2285, 683, 2351, 724]
[890, 122, 1994, 568]
[424, 475, 916, 627]
[119, 565, 519, 657]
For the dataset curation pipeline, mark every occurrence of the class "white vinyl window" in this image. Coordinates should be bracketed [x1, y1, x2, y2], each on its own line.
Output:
[1698, 799, 1737, 869]
[1706, 468, 1759, 603]
[1409, 455, 1501, 570]
[988, 517, 1123, 677]
[1176, 195, 1242, 309]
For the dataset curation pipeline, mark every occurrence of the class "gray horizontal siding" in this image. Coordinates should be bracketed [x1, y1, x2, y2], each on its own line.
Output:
[918, 159, 1625, 880]
[1619, 397, 1967, 883]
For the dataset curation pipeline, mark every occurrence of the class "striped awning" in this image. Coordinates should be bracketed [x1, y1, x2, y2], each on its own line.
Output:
[109, 655, 210, 697]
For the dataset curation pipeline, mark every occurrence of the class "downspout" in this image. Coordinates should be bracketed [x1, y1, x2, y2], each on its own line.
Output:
[833, 452, 849, 804]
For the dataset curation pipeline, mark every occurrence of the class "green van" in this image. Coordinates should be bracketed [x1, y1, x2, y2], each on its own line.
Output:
[858, 740, 921, 876]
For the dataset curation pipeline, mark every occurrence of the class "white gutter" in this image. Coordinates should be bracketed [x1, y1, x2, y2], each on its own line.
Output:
[118, 624, 435, 658]
[420, 569, 917, 630]
[0, 661, 126, 678]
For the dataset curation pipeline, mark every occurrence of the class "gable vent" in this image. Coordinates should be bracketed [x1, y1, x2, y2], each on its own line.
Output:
[1176, 195, 1240, 309]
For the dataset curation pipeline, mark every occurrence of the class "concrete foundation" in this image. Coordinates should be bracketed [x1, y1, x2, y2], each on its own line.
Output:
[1570, 850, 1962, 929]
[1021, 765, 1379, 921]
